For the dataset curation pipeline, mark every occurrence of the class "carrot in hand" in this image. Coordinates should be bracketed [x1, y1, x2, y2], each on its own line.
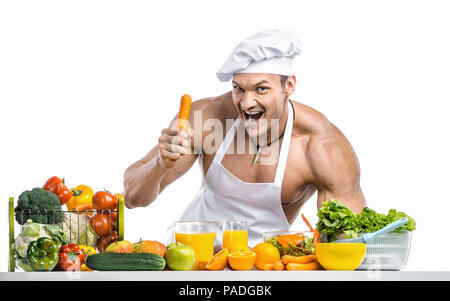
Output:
[281, 255, 317, 265]
[176, 94, 192, 131]
[286, 261, 322, 271]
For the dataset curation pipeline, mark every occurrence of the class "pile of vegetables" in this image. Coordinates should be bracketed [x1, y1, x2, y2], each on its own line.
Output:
[317, 199, 416, 241]
[13, 176, 123, 271]
[13, 220, 68, 271]
[13, 219, 96, 272]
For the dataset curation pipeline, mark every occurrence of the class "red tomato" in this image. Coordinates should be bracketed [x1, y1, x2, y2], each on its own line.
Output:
[95, 210, 117, 229]
[43, 176, 73, 205]
[92, 191, 118, 211]
[90, 213, 112, 236]
[110, 212, 117, 227]
[96, 231, 119, 253]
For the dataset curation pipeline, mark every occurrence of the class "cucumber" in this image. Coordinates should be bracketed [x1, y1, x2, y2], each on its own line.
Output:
[86, 253, 166, 271]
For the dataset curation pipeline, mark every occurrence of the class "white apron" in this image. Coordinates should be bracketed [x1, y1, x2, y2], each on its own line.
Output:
[179, 101, 294, 248]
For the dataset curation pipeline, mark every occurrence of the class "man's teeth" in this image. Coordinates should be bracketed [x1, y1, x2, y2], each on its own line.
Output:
[245, 111, 260, 115]
[244, 111, 264, 122]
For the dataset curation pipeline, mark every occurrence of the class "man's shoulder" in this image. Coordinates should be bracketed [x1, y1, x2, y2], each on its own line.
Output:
[191, 91, 237, 120]
[291, 100, 352, 161]
[291, 100, 359, 185]
[291, 100, 338, 138]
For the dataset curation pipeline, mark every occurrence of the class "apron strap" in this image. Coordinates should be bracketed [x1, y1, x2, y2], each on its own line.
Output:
[274, 100, 294, 187]
[212, 117, 243, 165]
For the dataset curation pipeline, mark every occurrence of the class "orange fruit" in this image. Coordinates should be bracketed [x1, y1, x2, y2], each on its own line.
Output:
[206, 249, 229, 271]
[252, 242, 280, 270]
[228, 251, 257, 271]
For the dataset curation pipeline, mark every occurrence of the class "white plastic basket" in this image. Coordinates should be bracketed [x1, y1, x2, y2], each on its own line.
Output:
[356, 231, 412, 271]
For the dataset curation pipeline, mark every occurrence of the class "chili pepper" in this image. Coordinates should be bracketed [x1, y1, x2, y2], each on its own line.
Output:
[43, 176, 73, 205]
[58, 244, 84, 271]
[27, 237, 59, 271]
[65, 185, 94, 214]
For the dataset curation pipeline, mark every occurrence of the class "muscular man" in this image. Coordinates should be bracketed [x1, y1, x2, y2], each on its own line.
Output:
[123, 29, 366, 247]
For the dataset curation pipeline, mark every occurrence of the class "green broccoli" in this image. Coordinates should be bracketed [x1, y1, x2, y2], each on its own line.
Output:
[15, 187, 64, 225]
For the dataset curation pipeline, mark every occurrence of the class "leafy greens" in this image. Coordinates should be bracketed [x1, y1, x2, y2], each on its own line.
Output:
[317, 199, 416, 241]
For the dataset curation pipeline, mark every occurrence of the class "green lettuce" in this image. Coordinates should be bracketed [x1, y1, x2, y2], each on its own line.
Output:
[316, 199, 361, 241]
[385, 209, 416, 232]
[317, 199, 416, 241]
[357, 207, 388, 233]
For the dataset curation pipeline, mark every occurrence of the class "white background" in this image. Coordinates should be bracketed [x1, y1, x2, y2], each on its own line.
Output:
[1, 0, 449, 272]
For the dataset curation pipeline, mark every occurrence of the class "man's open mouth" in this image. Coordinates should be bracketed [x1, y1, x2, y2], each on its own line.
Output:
[243, 110, 264, 122]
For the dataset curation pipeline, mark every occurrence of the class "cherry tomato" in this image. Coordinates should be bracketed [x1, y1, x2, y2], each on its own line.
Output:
[92, 191, 118, 211]
[90, 213, 112, 236]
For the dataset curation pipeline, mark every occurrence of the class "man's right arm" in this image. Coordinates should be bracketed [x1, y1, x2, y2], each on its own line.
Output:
[123, 122, 199, 209]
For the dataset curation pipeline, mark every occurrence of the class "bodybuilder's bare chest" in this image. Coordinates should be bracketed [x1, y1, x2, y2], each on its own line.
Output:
[201, 141, 312, 205]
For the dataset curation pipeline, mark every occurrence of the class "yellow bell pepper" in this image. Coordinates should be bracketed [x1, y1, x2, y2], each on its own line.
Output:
[79, 244, 96, 271]
[66, 185, 94, 214]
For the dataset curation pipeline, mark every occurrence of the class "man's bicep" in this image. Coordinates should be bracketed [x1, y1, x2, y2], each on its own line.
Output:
[309, 127, 366, 213]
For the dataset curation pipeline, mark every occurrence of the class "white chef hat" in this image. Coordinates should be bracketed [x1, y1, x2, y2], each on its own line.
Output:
[216, 29, 301, 82]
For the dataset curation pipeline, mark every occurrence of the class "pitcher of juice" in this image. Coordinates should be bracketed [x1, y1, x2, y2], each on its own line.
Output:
[166, 221, 220, 270]
[222, 220, 249, 253]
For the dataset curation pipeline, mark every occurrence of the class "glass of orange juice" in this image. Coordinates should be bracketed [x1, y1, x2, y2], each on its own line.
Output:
[222, 220, 248, 253]
[167, 221, 220, 270]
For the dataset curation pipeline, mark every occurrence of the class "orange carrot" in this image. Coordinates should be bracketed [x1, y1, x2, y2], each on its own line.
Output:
[313, 228, 321, 244]
[281, 255, 316, 265]
[255, 263, 275, 271]
[176, 94, 192, 131]
[301, 214, 314, 232]
[272, 260, 285, 271]
[277, 234, 304, 246]
[286, 261, 322, 271]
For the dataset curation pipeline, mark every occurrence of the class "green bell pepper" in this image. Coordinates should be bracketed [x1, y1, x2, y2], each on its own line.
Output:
[27, 237, 59, 271]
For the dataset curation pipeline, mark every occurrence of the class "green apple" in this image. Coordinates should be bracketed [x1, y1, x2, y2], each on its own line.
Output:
[165, 242, 196, 271]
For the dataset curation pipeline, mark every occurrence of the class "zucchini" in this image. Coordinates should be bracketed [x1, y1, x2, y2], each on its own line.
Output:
[86, 253, 166, 271]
